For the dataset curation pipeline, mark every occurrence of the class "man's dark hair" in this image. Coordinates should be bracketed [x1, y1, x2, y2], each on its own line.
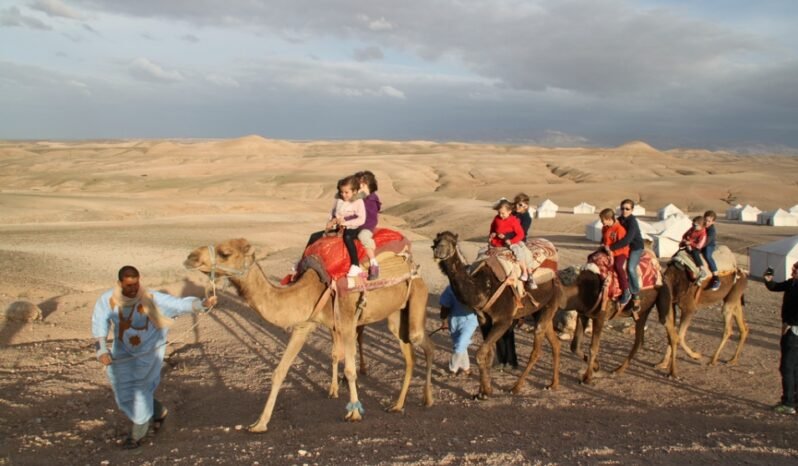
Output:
[118, 265, 140, 281]
[621, 198, 635, 208]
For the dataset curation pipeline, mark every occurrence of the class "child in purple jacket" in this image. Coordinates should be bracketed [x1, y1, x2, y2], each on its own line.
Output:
[356, 170, 382, 280]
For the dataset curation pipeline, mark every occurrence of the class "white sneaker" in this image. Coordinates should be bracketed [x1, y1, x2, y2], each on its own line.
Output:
[347, 265, 363, 277]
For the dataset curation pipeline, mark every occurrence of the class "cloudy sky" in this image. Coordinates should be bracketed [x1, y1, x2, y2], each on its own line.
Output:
[1, 0, 797, 149]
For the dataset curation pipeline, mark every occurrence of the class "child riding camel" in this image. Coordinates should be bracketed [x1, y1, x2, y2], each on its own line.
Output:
[599, 208, 632, 307]
[355, 170, 381, 280]
[330, 175, 367, 277]
[680, 216, 709, 282]
[490, 199, 537, 288]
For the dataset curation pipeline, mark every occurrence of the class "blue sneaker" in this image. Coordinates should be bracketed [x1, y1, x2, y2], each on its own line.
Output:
[618, 290, 632, 307]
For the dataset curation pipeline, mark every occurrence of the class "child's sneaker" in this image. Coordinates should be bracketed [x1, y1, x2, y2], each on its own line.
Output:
[774, 404, 796, 415]
[368, 264, 380, 280]
[709, 277, 721, 291]
[347, 265, 363, 277]
[527, 278, 538, 290]
[519, 271, 529, 282]
[618, 290, 632, 307]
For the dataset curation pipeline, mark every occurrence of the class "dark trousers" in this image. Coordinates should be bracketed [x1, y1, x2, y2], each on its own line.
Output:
[342, 228, 361, 266]
[702, 245, 718, 273]
[306, 230, 326, 248]
[480, 320, 518, 367]
[613, 255, 629, 293]
[688, 248, 704, 269]
[780, 331, 798, 407]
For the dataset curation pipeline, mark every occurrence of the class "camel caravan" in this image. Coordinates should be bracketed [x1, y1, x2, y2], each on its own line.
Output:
[183, 177, 749, 433]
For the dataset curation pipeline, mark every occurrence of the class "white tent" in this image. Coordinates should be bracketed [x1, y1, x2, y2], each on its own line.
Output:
[749, 236, 798, 281]
[726, 204, 743, 220]
[658, 203, 684, 220]
[573, 202, 596, 214]
[585, 219, 603, 242]
[790, 204, 798, 215]
[652, 215, 693, 258]
[758, 209, 798, 227]
[739, 205, 761, 222]
[537, 199, 558, 218]
[636, 219, 655, 242]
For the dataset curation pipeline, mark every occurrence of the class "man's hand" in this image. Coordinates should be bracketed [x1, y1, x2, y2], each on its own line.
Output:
[497, 233, 505, 239]
[440, 321, 449, 332]
[764, 274, 774, 282]
[98, 353, 112, 366]
[783, 324, 790, 335]
[202, 296, 218, 309]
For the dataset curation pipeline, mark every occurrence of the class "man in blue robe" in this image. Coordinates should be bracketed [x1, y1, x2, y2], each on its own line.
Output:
[91, 265, 216, 449]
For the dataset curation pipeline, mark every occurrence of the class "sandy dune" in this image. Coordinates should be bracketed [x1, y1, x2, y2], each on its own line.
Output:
[1, 137, 798, 464]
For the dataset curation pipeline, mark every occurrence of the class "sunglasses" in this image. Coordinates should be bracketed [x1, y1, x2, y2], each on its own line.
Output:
[621, 207, 632, 211]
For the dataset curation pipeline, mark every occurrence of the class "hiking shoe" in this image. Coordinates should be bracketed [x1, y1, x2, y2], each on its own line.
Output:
[774, 404, 796, 415]
[122, 437, 143, 449]
[519, 272, 529, 282]
[709, 277, 721, 291]
[618, 290, 632, 307]
[368, 264, 380, 280]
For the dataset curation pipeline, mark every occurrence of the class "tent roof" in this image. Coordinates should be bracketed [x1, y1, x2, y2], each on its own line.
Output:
[539, 199, 558, 209]
[575, 202, 595, 208]
[750, 236, 798, 254]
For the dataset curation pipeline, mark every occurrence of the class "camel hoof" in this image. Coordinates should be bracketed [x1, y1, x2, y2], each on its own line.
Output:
[472, 392, 489, 401]
[386, 406, 405, 414]
[247, 423, 268, 434]
[544, 383, 558, 391]
[579, 377, 593, 386]
[654, 363, 668, 370]
[726, 358, 739, 366]
[509, 385, 523, 395]
[328, 392, 339, 399]
[344, 411, 363, 422]
[688, 353, 703, 361]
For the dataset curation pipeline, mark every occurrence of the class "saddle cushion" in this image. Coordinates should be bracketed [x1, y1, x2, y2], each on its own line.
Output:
[587, 249, 662, 301]
[673, 245, 737, 282]
[473, 238, 559, 284]
[300, 228, 410, 282]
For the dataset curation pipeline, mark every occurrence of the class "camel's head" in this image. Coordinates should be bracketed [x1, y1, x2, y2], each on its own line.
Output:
[431, 231, 459, 261]
[184, 238, 256, 278]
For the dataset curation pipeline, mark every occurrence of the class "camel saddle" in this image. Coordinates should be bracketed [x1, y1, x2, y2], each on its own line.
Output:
[471, 237, 559, 285]
[671, 245, 737, 285]
[294, 228, 415, 294]
[586, 249, 662, 301]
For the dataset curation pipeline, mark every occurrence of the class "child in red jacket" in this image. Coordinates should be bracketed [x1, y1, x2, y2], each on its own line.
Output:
[680, 216, 709, 282]
[490, 199, 536, 288]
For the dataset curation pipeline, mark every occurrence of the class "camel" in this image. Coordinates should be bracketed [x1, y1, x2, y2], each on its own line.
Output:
[658, 263, 748, 369]
[431, 231, 563, 398]
[570, 262, 679, 383]
[184, 238, 434, 433]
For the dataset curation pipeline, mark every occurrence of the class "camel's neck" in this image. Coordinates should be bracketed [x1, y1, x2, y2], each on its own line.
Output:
[230, 264, 322, 329]
[439, 253, 489, 309]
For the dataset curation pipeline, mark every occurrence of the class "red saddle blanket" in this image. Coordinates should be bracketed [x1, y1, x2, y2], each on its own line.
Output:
[587, 249, 661, 301]
[301, 228, 409, 281]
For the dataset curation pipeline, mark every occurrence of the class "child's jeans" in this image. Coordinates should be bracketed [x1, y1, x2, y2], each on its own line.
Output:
[613, 254, 630, 292]
[357, 229, 376, 251]
[701, 245, 718, 274]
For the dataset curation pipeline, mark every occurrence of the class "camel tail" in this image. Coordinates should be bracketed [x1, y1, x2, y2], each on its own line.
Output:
[741, 293, 745, 307]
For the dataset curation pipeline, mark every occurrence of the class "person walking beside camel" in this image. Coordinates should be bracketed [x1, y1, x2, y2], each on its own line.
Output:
[92, 265, 216, 449]
[439, 285, 479, 376]
[764, 262, 798, 415]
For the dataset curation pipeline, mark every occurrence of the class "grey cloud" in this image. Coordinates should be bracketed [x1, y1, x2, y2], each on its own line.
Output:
[30, 0, 85, 20]
[128, 58, 184, 83]
[0, 6, 51, 30]
[181, 33, 199, 43]
[352, 46, 383, 62]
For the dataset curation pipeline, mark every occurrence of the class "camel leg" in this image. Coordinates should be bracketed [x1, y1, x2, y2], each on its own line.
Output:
[405, 284, 435, 408]
[385, 310, 414, 413]
[570, 314, 587, 359]
[341, 324, 363, 422]
[582, 317, 605, 385]
[614, 309, 649, 376]
[329, 328, 342, 398]
[543, 318, 561, 390]
[357, 325, 367, 375]
[677, 306, 702, 360]
[475, 318, 513, 399]
[711, 300, 748, 365]
[249, 322, 316, 433]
